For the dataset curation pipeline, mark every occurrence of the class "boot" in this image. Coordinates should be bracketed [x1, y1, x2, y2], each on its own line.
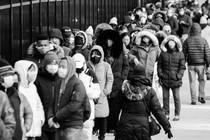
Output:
[198, 97, 206, 104]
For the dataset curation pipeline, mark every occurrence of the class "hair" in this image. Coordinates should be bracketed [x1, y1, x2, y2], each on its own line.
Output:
[121, 32, 130, 40]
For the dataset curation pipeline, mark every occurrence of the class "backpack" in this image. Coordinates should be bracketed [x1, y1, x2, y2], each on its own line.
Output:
[83, 94, 91, 122]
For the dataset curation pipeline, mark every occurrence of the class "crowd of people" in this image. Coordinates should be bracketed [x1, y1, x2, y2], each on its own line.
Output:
[1, 0, 210, 140]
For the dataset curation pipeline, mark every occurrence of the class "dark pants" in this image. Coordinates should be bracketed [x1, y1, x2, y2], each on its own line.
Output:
[93, 117, 107, 139]
[162, 86, 181, 116]
[36, 130, 58, 140]
[107, 91, 121, 131]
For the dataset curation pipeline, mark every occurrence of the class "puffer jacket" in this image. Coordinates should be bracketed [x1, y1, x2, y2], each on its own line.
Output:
[183, 23, 210, 67]
[115, 81, 171, 140]
[35, 68, 61, 131]
[128, 30, 160, 79]
[0, 90, 16, 140]
[88, 45, 114, 117]
[158, 35, 186, 88]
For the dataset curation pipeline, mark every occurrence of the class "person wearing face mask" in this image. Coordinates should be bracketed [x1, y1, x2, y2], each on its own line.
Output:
[88, 45, 114, 140]
[71, 31, 90, 61]
[178, 7, 192, 43]
[136, 12, 148, 28]
[166, 9, 179, 36]
[0, 59, 22, 140]
[49, 28, 69, 57]
[14, 60, 45, 140]
[26, 34, 52, 68]
[128, 30, 160, 81]
[34, 51, 61, 140]
[158, 35, 186, 121]
[61, 26, 75, 50]
[73, 53, 101, 140]
[48, 56, 91, 140]
[162, 24, 172, 36]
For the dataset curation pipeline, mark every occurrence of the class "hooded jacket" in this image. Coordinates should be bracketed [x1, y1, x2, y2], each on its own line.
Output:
[116, 85, 171, 140]
[96, 30, 129, 98]
[14, 60, 45, 137]
[128, 30, 160, 79]
[48, 56, 88, 129]
[88, 45, 114, 117]
[71, 31, 90, 61]
[183, 23, 210, 67]
[0, 90, 16, 140]
[73, 53, 100, 120]
[35, 68, 61, 131]
[158, 35, 186, 88]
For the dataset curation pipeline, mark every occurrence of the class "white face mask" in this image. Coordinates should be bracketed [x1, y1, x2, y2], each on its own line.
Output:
[2, 75, 14, 88]
[46, 65, 58, 74]
[168, 40, 176, 49]
[58, 68, 68, 78]
[27, 71, 37, 83]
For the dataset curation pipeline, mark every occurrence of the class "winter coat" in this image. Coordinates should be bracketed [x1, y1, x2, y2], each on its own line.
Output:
[14, 60, 45, 137]
[128, 30, 160, 80]
[158, 35, 186, 88]
[19, 93, 33, 140]
[34, 68, 61, 131]
[183, 23, 210, 67]
[76, 66, 100, 120]
[178, 14, 192, 34]
[48, 56, 88, 129]
[88, 45, 114, 117]
[0, 90, 16, 140]
[95, 30, 129, 98]
[167, 16, 179, 35]
[115, 81, 171, 140]
[6, 87, 22, 140]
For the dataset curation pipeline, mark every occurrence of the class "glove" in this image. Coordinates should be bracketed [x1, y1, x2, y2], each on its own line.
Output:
[165, 130, 173, 139]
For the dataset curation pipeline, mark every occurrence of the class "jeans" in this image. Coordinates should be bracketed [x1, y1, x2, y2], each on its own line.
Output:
[162, 86, 181, 116]
[58, 127, 82, 140]
[93, 117, 107, 139]
[188, 65, 205, 102]
[36, 130, 58, 140]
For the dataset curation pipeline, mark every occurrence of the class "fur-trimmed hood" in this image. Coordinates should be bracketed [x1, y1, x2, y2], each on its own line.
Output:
[160, 35, 182, 52]
[135, 30, 159, 47]
[152, 11, 167, 22]
[95, 29, 123, 58]
[94, 23, 113, 39]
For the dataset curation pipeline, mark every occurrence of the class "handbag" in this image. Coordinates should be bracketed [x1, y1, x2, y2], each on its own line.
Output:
[143, 96, 161, 136]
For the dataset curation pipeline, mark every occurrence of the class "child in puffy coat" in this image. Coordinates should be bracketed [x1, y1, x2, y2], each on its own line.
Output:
[157, 35, 186, 121]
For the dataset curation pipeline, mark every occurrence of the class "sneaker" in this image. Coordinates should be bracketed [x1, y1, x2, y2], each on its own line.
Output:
[198, 97, 206, 104]
[191, 102, 196, 105]
[173, 116, 180, 121]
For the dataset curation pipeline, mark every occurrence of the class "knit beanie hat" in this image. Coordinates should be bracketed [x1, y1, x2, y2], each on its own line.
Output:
[43, 51, 59, 66]
[0, 59, 15, 76]
[124, 16, 131, 24]
[61, 26, 72, 38]
[36, 34, 49, 42]
[72, 53, 86, 69]
[109, 17, 118, 25]
[49, 28, 63, 44]
[128, 64, 151, 86]
[85, 26, 94, 36]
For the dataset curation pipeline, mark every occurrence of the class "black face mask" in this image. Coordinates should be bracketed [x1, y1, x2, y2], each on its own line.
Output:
[91, 56, 101, 64]
[76, 67, 84, 74]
